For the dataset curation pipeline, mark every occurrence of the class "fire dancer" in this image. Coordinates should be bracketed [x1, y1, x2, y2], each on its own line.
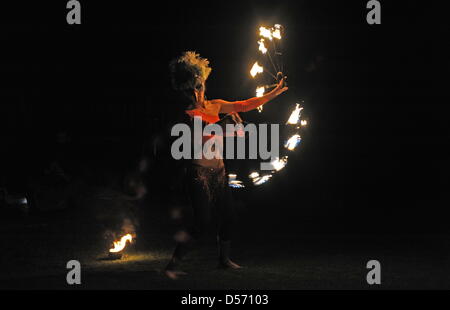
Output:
[165, 51, 287, 276]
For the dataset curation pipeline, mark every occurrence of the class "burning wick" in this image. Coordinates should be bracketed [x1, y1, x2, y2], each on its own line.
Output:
[285, 134, 302, 151]
[256, 86, 265, 97]
[250, 62, 264, 78]
[272, 24, 282, 40]
[256, 86, 265, 112]
[252, 174, 272, 186]
[249, 172, 260, 179]
[258, 39, 268, 54]
[259, 25, 282, 41]
[259, 26, 273, 41]
[270, 156, 288, 172]
[228, 174, 245, 189]
[109, 234, 133, 253]
[286, 104, 304, 125]
[249, 171, 272, 186]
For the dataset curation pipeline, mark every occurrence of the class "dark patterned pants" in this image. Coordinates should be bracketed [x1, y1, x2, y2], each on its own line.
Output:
[185, 164, 235, 242]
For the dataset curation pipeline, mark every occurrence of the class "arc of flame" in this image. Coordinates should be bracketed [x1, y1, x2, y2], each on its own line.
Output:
[258, 39, 267, 54]
[109, 234, 133, 253]
[286, 104, 304, 125]
[285, 134, 302, 151]
[250, 62, 264, 78]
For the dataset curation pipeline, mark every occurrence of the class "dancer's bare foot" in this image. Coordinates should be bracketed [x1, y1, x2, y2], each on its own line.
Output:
[218, 259, 242, 270]
[165, 258, 188, 279]
[165, 269, 188, 280]
[217, 240, 242, 270]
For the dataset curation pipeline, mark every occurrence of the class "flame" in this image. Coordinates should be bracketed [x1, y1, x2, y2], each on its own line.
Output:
[228, 174, 237, 180]
[259, 26, 273, 40]
[229, 180, 245, 188]
[256, 86, 265, 113]
[253, 174, 272, 186]
[256, 86, 265, 112]
[250, 62, 264, 77]
[258, 39, 267, 54]
[249, 172, 260, 179]
[286, 104, 304, 125]
[228, 174, 245, 188]
[259, 25, 282, 41]
[249, 171, 274, 185]
[256, 86, 265, 97]
[285, 134, 302, 151]
[301, 120, 308, 126]
[272, 24, 282, 39]
[109, 234, 133, 253]
[270, 156, 288, 172]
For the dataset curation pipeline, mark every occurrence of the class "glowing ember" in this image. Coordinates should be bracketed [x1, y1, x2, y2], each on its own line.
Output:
[109, 234, 132, 253]
[258, 38, 268, 54]
[286, 104, 304, 125]
[285, 134, 302, 151]
[270, 156, 288, 172]
[253, 174, 272, 186]
[250, 62, 264, 78]
[259, 26, 273, 40]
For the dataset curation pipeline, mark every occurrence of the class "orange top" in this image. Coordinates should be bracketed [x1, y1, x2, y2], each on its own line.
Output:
[185, 108, 220, 125]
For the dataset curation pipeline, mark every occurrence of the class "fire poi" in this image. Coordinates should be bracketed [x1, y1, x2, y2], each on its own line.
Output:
[228, 24, 309, 189]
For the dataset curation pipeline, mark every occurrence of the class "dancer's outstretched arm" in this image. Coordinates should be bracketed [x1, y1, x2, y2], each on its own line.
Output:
[209, 78, 288, 114]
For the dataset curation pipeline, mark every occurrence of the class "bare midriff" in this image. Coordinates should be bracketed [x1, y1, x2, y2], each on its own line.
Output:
[192, 157, 224, 169]
[185, 100, 225, 169]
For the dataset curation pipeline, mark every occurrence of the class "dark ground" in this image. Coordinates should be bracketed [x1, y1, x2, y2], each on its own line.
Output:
[1, 181, 449, 290]
[2, 230, 449, 290]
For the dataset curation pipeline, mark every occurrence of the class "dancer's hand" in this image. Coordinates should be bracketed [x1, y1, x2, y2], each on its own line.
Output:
[273, 75, 288, 97]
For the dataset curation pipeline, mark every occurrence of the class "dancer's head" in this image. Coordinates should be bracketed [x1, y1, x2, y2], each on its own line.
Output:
[169, 51, 211, 108]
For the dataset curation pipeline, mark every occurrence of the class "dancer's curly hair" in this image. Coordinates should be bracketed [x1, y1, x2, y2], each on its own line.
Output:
[169, 51, 212, 92]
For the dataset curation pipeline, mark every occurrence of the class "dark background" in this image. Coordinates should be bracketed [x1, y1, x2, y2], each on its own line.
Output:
[1, 0, 449, 236]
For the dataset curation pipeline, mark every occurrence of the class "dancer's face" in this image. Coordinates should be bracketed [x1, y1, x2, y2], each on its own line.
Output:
[195, 82, 206, 107]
